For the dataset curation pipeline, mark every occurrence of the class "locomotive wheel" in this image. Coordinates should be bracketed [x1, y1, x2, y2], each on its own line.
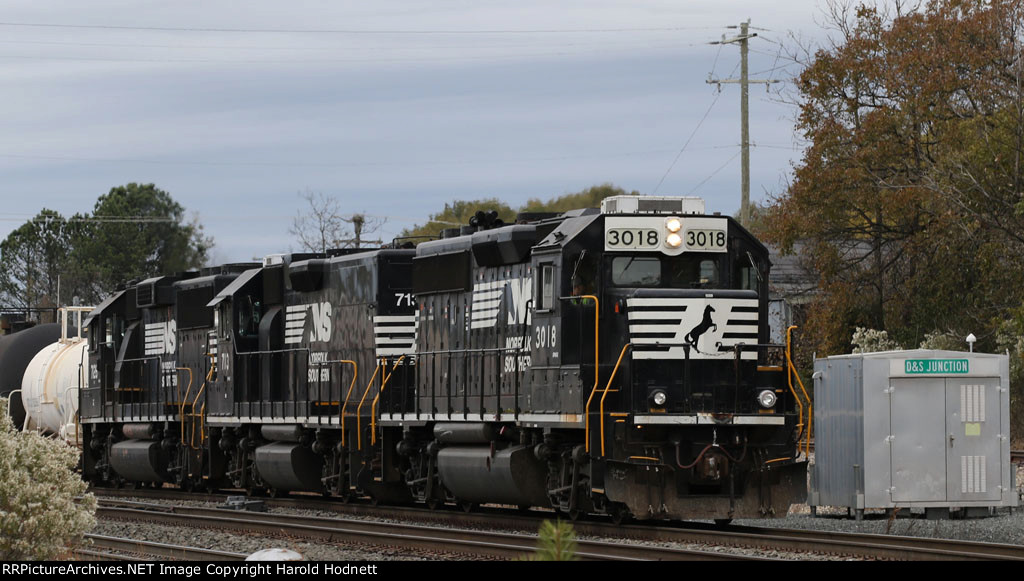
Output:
[426, 498, 441, 510]
[714, 518, 733, 526]
[459, 501, 476, 513]
[567, 508, 583, 521]
[609, 503, 631, 526]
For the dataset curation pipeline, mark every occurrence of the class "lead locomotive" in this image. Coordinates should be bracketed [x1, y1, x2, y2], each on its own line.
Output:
[80, 195, 807, 521]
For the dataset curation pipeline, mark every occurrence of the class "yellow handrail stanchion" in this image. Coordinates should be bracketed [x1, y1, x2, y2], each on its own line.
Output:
[356, 360, 384, 451]
[785, 325, 813, 457]
[572, 295, 601, 453]
[176, 367, 193, 446]
[337, 360, 359, 447]
[371, 356, 407, 445]
[190, 358, 215, 449]
[599, 344, 631, 457]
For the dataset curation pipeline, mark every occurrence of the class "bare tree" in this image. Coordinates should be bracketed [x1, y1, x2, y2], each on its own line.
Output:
[289, 191, 385, 252]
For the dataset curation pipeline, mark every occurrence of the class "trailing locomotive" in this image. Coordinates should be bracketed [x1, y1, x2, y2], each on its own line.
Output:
[77, 195, 808, 522]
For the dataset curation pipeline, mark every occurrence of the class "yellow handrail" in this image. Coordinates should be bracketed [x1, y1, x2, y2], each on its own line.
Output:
[336, 360, 358, 446]
[599, 343, 631, 457]
[355, 360, 384, 451]
[371, 356, 407, 445]
[189, 356, 216, 449]
[785, 325, 813, 457]
[573, 295, 601, 453]
[176, 367, 193, 447]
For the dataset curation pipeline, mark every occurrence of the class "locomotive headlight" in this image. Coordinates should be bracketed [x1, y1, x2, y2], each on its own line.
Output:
[757, 389, 778, 409]
[665, 233, 683, 248]
[665, 217, 682, 232]
[650, 390, 668, 406]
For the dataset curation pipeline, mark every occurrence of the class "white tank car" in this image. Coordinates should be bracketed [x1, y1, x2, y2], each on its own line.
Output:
[20, 307, 91, 445]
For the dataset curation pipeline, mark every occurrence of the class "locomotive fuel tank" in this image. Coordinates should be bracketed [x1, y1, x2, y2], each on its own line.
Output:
[109, 439, 167, 483]
[435, 446, 550, 507]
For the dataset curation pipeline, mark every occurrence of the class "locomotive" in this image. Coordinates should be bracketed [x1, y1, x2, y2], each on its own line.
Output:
[24, 194, 809, 522]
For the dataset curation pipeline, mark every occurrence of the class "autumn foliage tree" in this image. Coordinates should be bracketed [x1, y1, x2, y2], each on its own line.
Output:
[762, 0, 1024, 357]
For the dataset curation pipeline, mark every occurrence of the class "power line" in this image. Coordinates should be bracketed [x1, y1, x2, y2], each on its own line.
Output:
[0, 37, 704, 52]
[0, 147, 685, 168]
[652, 90, 722, 194]
[0, 22, 720, 34]
[687, 150, 741, 195]
[0, 42, 703, 65]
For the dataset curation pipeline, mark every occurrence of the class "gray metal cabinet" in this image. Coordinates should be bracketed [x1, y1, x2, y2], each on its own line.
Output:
[810, 350, 1015, 516]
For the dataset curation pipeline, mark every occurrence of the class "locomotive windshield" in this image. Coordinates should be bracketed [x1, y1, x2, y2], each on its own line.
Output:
[607, 254, 725, 289]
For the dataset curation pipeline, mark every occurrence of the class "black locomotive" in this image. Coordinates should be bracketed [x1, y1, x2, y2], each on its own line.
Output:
[79, 195, 808, 521]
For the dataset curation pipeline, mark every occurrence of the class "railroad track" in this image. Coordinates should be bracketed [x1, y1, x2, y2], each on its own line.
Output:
[90, 488, 1024, 561]
[95, 498, 775, 561]
[75, 534, 247, 561]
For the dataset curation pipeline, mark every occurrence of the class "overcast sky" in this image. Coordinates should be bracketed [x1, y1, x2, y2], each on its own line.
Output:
[0, 1, 833, 263]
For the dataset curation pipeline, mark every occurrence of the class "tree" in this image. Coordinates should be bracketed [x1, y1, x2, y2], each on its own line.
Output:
[289, 191, 385, 252]
[761, 0, 1024, 356]
[0, 184, 214, 309]
[400, 198, 516, 240]
[520, 183, 639, 213]
[72, 184, 212, 302]
[0, 397, 97, 559]
[0, 209, 79, 314]
[401, 184, 635, 241]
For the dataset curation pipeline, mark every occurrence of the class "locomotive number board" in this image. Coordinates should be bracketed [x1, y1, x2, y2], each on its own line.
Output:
[604, 216, 728, 254]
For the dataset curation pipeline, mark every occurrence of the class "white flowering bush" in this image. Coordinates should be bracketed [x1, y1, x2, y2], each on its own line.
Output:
[850, 327, 903, 353]
[0, 397, 96, 560]
[918, 330, 968, 351]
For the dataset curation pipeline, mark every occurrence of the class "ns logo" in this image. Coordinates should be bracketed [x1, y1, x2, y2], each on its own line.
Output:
[470, 277, 532, 329]
[284, 302, 333, 344]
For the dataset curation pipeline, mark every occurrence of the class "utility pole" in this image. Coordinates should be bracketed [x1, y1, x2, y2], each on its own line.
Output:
[707, 20, 779, 228]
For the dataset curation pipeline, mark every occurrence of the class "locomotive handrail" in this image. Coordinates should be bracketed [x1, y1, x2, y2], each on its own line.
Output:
[113, 354, 162, 420]
[326, 359, 357, 446]
[354, 360, 384, 451]
[175, 367, 194, 447]
[190, 354, 216, 448]
[564, 294, 601, 454]
[370, 355, 406, 445]
[599, 343, 631, 457]
[786, 325, 812, 457]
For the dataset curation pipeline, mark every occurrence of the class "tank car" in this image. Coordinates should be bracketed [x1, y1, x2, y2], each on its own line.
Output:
[0, 321, 60, 429]
[81, 195, 809, 522]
